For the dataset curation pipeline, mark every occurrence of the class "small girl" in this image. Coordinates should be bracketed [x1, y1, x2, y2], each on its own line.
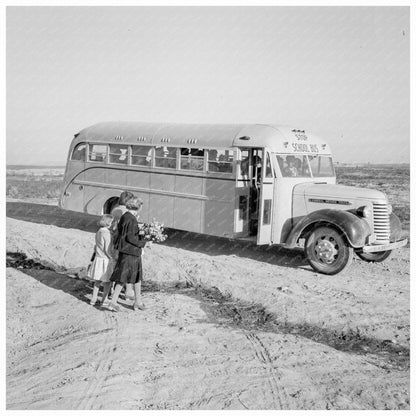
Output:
[88, 214, 115, 306]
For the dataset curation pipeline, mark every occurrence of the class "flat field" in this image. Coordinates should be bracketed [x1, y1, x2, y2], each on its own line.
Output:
[6, 166, 64, 200]
[335, 164, 410, 233]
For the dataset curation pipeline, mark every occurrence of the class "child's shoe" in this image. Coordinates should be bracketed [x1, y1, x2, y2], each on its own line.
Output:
[106, 302, 120, 312]
[133, 302, 146, 311]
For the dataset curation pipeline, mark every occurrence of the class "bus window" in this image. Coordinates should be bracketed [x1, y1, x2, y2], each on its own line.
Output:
[132, 145, 152, 166]
[308, 155, 335, 177]
[276, 155, 311, 177]
[180, 148, 204, 171]
[155, 146, 177, 169]
[109, 144, 128, 165]
[88, 144, 107, 162]
[208, 149, 233, 173]
[71, 143, 86, 161]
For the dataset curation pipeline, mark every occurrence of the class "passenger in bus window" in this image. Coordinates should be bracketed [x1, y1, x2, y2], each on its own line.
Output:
[253, 155, 262, 183]
[218, 150, 233, 173]
[284, 156, 298, 176]
[190, 148, 204, 170]
[146, 148, 152, 164]
[156, 146, 176, 168]
[118, 148, 127, 163]
[131, 146, 150, 166]
[208, 150, 219, 172]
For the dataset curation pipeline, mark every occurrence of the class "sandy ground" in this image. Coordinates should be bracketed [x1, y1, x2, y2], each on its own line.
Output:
[6, 201, 410, 410]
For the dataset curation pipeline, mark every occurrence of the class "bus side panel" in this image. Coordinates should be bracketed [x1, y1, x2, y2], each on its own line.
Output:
[84, 166, 106, 183]
[205, 177, 234, 202]
[62, 183, 85, 213]
[138, 193, 151, 223]
[174, 175, 203, 195]
[149, 194, 174, 227]
[126, 170, 151, 189]
[204, 178, 235, 237]
[204, 200, 234, 237]
[173, 175, 204, 233]
[105, 168, 127, 188]
[151, 172, 175, 192]
[126, 170, 151, 223]
[174, 198, 203, 233]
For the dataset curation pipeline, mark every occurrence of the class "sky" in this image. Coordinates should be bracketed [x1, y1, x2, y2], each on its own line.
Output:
[6, 6, 410, 165]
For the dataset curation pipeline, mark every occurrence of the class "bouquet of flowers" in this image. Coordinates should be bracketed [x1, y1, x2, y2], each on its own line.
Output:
[138, 220, 168, 243]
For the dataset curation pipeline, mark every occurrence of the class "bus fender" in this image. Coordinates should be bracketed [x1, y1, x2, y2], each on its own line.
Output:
[284, 209, 372, 249]
[389, 212, 402, 242]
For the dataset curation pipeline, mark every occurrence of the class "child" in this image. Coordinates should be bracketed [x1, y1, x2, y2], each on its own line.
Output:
[88, 214, 115, 306]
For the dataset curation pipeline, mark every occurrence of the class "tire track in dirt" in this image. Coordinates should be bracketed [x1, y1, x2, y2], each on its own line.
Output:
[76, 311, 119, 410]
[304, 283, 358, 302]
[243, 331, 290, 409]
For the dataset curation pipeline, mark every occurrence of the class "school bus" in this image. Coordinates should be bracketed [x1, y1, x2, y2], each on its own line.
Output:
[60, 121, 407, 275]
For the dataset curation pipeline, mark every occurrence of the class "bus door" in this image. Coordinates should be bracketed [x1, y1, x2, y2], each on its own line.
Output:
[257, 150, 275, 245]
[249, 148, 262, 236]
[235, 147, 262, 237]
[235, 148, 250, 236]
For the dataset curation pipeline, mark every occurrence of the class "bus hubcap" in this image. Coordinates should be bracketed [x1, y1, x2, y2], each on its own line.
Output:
[315, 239, 337, 263]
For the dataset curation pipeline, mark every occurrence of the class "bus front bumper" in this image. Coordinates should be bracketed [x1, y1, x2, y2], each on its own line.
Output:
[362, 238, 408, 253]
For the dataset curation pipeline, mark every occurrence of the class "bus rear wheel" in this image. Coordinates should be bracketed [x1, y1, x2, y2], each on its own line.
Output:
[103, 197, 119, 215]
[305, 226, 353, 275]
[356, 250, 392, 263]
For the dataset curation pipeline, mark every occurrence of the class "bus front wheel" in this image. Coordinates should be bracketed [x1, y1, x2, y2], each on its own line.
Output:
[355, 250, 392, 263]
[305, 226, 353, 275]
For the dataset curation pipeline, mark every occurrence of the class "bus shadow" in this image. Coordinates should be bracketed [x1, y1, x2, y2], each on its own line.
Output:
[6, 201, 100, 233]
[163, 229, 310, 270]
[6, 201, 310, 271]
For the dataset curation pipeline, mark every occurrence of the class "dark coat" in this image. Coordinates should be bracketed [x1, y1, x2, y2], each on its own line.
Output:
[113, 211, 146, 256]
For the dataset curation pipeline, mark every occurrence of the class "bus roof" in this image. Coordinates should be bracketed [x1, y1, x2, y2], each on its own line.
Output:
[75, 121, 332, 155]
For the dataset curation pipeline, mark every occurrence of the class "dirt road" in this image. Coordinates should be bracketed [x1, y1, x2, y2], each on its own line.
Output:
[6, 202, 410, 410]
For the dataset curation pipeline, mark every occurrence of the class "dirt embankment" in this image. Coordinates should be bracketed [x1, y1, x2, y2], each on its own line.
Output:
[6, 206, 410, 410]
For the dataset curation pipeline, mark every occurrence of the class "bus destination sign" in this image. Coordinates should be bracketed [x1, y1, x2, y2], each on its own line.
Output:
[292, 143, 319, 153]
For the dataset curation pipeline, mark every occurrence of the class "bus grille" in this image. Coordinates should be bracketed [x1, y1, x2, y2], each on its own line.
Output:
[372, 203, 390, 243]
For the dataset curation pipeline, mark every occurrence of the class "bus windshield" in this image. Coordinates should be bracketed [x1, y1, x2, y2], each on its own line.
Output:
[308, 154, 335, 177]
[275, 154, 335, 178]
[275, 154, 311, 177]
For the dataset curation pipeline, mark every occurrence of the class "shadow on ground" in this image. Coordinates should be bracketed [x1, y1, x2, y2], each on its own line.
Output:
[6, 201, 310, 271]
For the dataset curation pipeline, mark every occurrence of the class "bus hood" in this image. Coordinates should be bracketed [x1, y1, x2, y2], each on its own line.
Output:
[293, 182, 388, 204]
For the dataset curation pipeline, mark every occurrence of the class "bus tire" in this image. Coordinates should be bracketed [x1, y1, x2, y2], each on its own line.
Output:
[103, 197, 119, 215]
[305, 226, 353, 275]
[355, 250, 392, 263]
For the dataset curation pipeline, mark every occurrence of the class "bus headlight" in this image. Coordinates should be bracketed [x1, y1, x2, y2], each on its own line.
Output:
[357, 204, 372, 218]
[387, 204, 393, 215]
